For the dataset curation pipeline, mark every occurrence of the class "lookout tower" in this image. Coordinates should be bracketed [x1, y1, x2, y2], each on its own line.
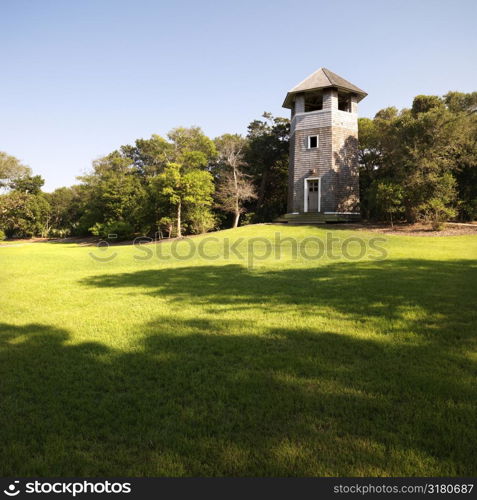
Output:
[279, 68, 367, 223]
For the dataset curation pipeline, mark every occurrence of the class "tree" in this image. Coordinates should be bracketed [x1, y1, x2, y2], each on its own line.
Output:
[143, 127, 217, 237]
[45, 185, 86, 236]
[0, 165, 50, 237]
[122, 127, 218, 235]
[244, 113, 289, 221]
[443, 92, 477, 220]
[358, 94, 474, 225]
[358, 117, 381, 219]
[0, 191, 50, 238]
[443, 91, 477, 113]
[214, 134, 256, 228]
[77, 152, 147, 235]
[186, 206, 216, 234]
[0, 152, 31, 189]
[155, 162, 214, 237]
[10, 174, 45, 195]
[373, 181, 403, 228]
[167, 127, 217, 161]
[411, 95, 445, 116]
[393, 100, 460, 222]
[124, 135, 172, 178]
[418, 172, 457, 230]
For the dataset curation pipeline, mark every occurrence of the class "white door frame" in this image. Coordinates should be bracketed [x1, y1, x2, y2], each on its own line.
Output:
[303, 177, 321, 213]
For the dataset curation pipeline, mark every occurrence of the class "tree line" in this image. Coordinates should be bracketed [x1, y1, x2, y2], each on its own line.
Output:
[0, 91, 476, 239]
[359, 91, 477, 228]
[0, 113, 289, 239]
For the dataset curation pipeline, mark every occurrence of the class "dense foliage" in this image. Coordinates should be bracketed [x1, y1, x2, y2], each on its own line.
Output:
[359, 91, 477, 226]
[0, 91, 476, 239]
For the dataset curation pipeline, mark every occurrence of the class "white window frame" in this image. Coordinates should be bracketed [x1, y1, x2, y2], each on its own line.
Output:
[304, 177, 321, 213]
[307, 135, 319, 149]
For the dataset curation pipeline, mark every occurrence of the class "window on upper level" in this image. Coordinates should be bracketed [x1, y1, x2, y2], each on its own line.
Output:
[304, 92, 323, 112]
[307, 135, 319, 149]
[338, 92, 352, 112]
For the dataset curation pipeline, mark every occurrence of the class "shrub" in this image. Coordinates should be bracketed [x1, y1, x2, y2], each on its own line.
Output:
[418, 173, 457, 230]
[460, 198, 477, 221]
[419, 198, 457, 231]
[240, 212, 255, 226]
[89, 221, 135, 240]
[0, 229, 5, 241]
[187, 207, 216, 234]
[48, 228, 71, 239]
[373, 181, 404, 227]
[157, 217, 176, 238]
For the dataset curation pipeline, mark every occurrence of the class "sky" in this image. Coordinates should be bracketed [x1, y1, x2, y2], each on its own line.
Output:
[1, 0, 476, 191]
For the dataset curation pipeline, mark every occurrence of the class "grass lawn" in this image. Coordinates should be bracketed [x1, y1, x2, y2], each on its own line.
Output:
[1, 225, 476, 476]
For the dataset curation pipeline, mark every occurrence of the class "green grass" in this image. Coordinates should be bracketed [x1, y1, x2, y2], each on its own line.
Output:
[1, 225, 476, 476]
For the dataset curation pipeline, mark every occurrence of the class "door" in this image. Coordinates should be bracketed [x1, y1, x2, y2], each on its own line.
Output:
[307, 179, 319, 212]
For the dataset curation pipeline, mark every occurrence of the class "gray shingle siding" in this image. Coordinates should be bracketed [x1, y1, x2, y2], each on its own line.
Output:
[288, 119, 359, 213]
[286, 77, 362, 216]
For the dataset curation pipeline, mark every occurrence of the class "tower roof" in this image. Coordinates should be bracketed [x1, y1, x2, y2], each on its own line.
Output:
[283, 67, 367, 108]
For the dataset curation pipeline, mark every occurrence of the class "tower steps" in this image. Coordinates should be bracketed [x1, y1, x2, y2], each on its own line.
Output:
[275, 212, 360, 224]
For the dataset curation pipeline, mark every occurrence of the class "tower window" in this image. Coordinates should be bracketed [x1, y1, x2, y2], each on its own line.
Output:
[338, 92, 351, 112]
[307, 135, 319, 149]
[304, 92, 323, 112]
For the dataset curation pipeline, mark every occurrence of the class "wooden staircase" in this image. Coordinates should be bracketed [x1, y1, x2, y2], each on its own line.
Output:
[275, 212, 361, 224]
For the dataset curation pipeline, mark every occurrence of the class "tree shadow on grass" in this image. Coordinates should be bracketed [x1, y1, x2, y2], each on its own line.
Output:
[78, 258, 476, 474]
[1, 259, 476, 476]
[0, 317, 475, 477]
[81, 259, 477, 345]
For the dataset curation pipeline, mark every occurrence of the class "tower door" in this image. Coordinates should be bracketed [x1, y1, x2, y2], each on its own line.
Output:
[306, 178, 320, 212]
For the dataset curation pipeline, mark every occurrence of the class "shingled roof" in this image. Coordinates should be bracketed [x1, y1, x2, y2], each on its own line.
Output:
[283, 68, 367, 109]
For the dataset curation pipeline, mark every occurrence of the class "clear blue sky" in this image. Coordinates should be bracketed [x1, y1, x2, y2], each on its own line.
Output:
[1, 0, 476, 191]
